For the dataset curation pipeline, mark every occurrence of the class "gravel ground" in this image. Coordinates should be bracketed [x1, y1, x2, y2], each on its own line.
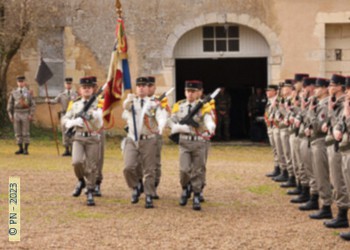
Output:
[0, 139, 349, 249]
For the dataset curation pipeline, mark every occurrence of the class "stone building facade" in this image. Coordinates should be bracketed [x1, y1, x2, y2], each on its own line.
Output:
[7, 0, 350, 137]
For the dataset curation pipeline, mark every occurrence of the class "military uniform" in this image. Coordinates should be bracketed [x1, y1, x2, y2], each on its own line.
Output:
[324, 74, 350, 229]
[248, 89, 268, 142]
[168, 80, 216, 211]
[122, 77, 167, 209]
[215, 89, 231, 141]
[264, 85, 280, 177]
[62, 76, 103, 206]
[48, 77, 78, 156]
[7, 76, 36, 155]
[307, 78, 333, 219]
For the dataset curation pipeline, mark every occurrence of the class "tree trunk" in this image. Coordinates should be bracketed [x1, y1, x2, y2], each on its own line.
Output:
[0, 59, 9, 124]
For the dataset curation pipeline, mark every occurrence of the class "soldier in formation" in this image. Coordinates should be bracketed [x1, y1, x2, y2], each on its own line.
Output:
[265, 73, 350, 241]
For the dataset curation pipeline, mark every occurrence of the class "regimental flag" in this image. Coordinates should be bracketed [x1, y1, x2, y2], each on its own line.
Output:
[35, 58, 53, 86]
[103, 18, 132, 128]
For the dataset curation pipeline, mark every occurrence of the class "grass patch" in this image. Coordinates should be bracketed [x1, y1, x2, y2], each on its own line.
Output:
[246, 184, 275, 195]
[69, 210, 109, 219]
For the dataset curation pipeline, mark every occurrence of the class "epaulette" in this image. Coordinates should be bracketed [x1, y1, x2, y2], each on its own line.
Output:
[201, 102, 212, 115]
[160, 97, 168, 109]
[172, 99, 186, 113]
[74, 96, 82, 102]
[97, 96, 104, 108]
[209, 99, 215, 109]
[66, 100, 74, 112]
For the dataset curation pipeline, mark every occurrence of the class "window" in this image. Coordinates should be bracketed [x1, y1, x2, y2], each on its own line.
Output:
[202, 25, 239, 52]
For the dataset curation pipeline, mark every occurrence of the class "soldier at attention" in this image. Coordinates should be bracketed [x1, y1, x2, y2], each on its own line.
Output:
[7, 76, 36, 155]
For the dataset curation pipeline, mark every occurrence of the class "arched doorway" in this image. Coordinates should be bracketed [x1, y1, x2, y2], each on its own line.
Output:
[161, 13, 282, 140]
[174, 24, 269, 139]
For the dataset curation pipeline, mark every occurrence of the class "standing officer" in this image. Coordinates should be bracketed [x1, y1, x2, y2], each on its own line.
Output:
[215, 87, 231, 141]
[147, 76, 170, 199]
[168, 80, 216, 211]
[264, 84, 281, 177]
[305, 78, 333, 219]
[122, 77, 167, 209]
[63, 76, 103, 206]
[46, 77, 78, 156]
[248, 87, 268, 142]
[7, 76, 36, 155]
[323, 74, 350, 228]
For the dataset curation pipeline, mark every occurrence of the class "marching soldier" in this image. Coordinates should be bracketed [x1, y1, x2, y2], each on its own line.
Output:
[62, 76, 103, 206]
[305, 78, 333, 219]
[264, 84, 281, 178]
[334, 76, 350, 240]
[168, 80, 216, 211]
[7, 76, 36, 155]
[147, 76, 170, 199]
[46, 77, 78, 156]
[122, 77, 167, 209]
[323, 74, 350, 229]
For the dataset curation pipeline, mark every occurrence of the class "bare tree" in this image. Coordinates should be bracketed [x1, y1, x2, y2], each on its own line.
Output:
[0, 0, 64, 123]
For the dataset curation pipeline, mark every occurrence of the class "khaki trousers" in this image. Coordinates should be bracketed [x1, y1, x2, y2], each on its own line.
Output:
[155, 134, 163, 185]
[292, 135, 301, 182]
[267, 128, 279, 166]
[72, 135, 100, 190]
[311, 138, 331, 205]
[272, 128, 286, 170]
[14, 111, 30, 144]
[179, 138, 206, 193]
[280, 128, 294, 176]
[342, 152, 350, 206]
[123, 137, 157, 196]
[299, 138, 311, 187]
[329, 148, 350, 208]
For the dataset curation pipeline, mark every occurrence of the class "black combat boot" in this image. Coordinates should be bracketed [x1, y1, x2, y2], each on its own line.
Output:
[192, 193, 201, 211]
[94, 180, 102, 197]
[186, 183, 192, 199]
[72, 179, 86, 197]
[179, 188, 189, 206]
[62, 146, 70, 157]
[131, 187, 140, 204]
[86, 189, 95, 206]
[290, 186, 310, 203]
[340, 231, 350, 241]
[145, 195, 154, 209]
[287, 183, 302, 196]
[280, 175, 297, 188]
[309, 205, 332, 219]
[324, 208, 349, 228]
[152, 181, 159, 200]
[299, 194, 319, 211]
[15, 144, 24, 155]
[266, 165, 280, 178]
[273, 169, 288, 182]
[23, 143, 29, 155]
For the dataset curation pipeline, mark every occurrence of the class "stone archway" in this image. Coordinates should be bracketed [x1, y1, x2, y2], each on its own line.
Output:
[161, 13, 282, 87]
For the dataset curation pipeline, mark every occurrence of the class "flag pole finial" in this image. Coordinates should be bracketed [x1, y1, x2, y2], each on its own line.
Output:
[115, 0, 122, 18]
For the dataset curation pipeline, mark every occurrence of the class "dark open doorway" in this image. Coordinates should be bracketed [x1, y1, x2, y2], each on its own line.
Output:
[175, 58, 267, 140]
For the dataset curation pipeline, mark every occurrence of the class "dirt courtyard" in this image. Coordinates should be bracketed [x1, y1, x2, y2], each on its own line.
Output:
[0, 139, 348, 249]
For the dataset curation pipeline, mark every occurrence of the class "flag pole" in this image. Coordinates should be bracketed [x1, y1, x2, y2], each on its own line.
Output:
[116, 0, 122, 18]
[44, 83, 60, 156]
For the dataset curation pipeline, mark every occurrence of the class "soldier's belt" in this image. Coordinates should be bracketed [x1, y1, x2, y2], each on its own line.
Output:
[180, 134, 206, 142]
[140, 134, 156, 140]
[76, 132, 99, 137]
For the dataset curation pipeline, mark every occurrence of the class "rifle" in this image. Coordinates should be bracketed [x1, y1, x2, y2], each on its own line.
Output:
[335, 115, 347, 152]
[66, 83, 107, 137]
[169, 88, 221, 144]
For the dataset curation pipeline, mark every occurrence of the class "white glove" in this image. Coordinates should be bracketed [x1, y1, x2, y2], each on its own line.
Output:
[123, 93, 135, 109]
[158, 116, 168, 135]
[171, 123, 191, 134]
[204, 115, 216, 135]
[66, 117, 84, 129]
